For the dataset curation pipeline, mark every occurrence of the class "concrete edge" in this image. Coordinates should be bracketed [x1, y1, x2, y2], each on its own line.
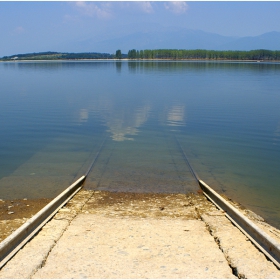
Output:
[200, 179, 280, 269]
[0, 175, 86, 269]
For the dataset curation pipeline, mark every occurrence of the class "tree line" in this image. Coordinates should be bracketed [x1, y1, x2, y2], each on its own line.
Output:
[127, 49, 280, 60]
[2, 49, 280, 61]
[1, 52, 115, 61]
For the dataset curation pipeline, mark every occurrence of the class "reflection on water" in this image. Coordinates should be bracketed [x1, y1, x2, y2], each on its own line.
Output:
[79, 109, 89, 123]
[102, 103, 150, 142]
[81, 93, 151, 141]
[1, 61, 280, 227]
[166, 104, 186, 128]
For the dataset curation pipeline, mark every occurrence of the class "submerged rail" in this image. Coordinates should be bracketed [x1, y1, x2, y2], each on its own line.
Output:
[175, 137, 200, 183]
[175, 136, 280, 269]
[0, 137, 107, 269]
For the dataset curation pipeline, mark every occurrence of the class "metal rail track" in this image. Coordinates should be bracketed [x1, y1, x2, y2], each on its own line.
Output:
[176, 137, 280, 269]
[200, 180, 280, 269]
[0, 137, 107, 269]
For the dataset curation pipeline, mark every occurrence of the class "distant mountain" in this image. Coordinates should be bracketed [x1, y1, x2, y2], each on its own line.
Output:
[70, 29, 237, 53]
[68, 29, 280, 53]
[217, 31, 280, 51]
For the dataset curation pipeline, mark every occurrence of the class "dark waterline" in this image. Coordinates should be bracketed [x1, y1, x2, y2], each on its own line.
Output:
[0, 60, 280, 227]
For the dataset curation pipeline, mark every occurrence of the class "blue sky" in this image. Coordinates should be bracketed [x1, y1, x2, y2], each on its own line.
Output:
[1, 1, 280, 56]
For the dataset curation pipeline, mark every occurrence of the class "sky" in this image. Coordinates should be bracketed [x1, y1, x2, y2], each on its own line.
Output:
[1, 1, 280, 57]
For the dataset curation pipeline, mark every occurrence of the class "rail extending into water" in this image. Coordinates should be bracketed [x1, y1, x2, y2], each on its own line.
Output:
[0, 137, 107, 269]
[0, 136, 280, 269]
[176, 137, 280, 269]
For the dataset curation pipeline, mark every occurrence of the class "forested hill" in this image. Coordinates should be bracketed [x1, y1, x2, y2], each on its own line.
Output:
[0, 52, 115, 61]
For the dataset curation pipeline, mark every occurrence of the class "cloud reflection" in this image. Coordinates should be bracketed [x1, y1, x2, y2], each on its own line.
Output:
[79, 109, 89, 123]
[166, 104, 186, 127]
[105, 104, 151, 141]
[82, 95, 151, 141]
[77, 99, 186, 140]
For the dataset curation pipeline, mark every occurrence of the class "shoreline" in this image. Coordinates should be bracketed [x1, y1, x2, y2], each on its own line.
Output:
[0, 198, 51, 242]
[1, 189, 279, 244]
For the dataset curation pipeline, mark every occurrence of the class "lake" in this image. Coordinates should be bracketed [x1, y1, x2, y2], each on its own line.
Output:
[0, 60, 280, 227]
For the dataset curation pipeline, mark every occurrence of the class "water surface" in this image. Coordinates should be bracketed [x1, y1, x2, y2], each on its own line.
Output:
[0, 61, 280, 227]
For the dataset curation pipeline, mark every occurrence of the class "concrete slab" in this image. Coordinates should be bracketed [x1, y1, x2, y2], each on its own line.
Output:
[0, 190, 279, 279]
[32, 215, 234, 279]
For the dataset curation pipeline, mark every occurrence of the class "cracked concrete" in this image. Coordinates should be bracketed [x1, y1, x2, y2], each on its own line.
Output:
[0, 190, 279, 278]
[0, 190, 93, 279]
[32, 215, 234, 279]
[201, 213, 280, 278]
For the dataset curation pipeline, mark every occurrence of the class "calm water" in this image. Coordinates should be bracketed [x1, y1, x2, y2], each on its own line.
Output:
[0, 61, 280, 227]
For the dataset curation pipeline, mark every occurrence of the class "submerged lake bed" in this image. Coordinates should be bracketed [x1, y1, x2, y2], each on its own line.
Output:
[0, 60, 280, 228]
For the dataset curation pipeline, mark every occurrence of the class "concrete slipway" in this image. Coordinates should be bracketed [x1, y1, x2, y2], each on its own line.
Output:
[0, 188, 280, 279]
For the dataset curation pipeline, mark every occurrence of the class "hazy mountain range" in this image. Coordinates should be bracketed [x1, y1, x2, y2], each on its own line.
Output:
[64, 29, 280, 54]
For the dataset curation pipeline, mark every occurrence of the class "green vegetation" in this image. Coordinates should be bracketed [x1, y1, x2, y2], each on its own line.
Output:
[115, 49, 122, 59]
[0, 51, 114, 61]
[1, 49, 280, 62]
[127, 49, 280, 60]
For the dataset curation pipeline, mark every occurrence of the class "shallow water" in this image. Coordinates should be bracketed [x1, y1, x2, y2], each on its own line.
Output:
[0, 60, 280, 227]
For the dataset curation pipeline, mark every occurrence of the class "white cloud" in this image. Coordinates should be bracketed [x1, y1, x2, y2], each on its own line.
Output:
[74, 1, 112, 19]
[117, 1, 153, 14]
[164, 1, 188, 14]
[137, 2, 154, 14]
